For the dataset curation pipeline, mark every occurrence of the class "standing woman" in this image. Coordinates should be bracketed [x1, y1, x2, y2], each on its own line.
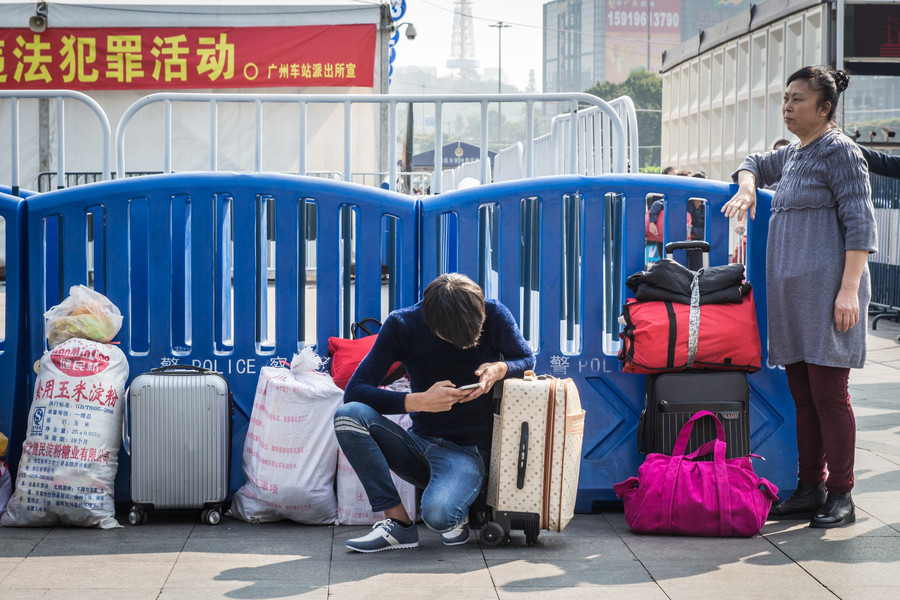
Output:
[722, 66, 877, 529]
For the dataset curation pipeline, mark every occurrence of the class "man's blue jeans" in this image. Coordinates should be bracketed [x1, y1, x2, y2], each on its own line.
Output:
[334, 402, 485, 533]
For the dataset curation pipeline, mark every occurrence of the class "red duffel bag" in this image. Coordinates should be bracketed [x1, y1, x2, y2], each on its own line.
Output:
[618, 291, 762, 374]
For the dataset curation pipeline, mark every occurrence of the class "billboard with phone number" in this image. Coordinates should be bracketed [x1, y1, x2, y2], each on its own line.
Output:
[605, 0, 683, 82]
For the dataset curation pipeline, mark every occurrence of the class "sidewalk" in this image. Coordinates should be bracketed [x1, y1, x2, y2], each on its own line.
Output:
[2, 319, 898, 600]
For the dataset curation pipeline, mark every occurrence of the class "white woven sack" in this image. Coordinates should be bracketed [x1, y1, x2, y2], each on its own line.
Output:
[228, 348, 342, 524]
[0, 461, 11, 515]
[336, 413, 419, 525]
[0, 338, 128, 528]
[336, 378, 418, 525]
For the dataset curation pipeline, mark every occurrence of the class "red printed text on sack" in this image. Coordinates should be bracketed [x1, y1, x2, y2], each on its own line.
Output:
[50, 339, 111, 377]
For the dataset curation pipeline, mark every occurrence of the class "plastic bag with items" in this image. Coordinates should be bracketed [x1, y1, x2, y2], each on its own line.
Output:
[44, 285, 123, 349]
[227, 347, 343, 524]
[1, 338, 129, 528]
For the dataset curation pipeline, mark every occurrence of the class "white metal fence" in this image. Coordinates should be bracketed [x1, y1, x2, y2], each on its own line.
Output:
[0, 90, 111, 195]
[3, 92, 631, 195]
[115, 92, 629, 193]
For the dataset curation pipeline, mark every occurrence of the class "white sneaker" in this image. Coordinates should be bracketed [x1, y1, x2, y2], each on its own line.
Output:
[346, 519, 419, 553]
[440, 520, 470, 546]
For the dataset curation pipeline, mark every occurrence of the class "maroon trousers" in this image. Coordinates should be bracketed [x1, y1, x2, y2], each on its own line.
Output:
[784, 362, 855, 494]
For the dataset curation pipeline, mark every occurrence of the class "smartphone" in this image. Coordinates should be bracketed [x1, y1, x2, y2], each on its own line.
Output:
[457, 383, 481, 391]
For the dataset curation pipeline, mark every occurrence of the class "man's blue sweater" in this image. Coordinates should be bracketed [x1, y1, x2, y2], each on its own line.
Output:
[345, 299, 535, 453]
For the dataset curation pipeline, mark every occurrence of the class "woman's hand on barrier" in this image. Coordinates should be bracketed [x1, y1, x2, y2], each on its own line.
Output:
[723, 170, 758, 221]
[405, 381, 472, 413]
[723, 188, 757, 221]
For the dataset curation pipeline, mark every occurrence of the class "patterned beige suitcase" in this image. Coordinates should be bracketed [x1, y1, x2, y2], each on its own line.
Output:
[483, 371, 585, 546]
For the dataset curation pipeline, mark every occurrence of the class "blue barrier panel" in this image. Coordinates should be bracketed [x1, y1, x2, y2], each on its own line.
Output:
[18, 171, 797, 510]
[869, 173, 900, 327]
[0, 191, 29, 474]
[25, 173, 419, 499]
[0, 186, 36, 199]
[424, 174, 796, 510]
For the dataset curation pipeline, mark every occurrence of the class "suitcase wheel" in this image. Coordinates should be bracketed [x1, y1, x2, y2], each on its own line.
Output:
[479, 521, 509, 546]
[202, 507, 222, 526]
[128, 507, 148, 526]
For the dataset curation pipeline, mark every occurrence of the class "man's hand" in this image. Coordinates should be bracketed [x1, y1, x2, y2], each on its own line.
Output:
[460, 361, 508, 402]
[404, 381, 473, 413]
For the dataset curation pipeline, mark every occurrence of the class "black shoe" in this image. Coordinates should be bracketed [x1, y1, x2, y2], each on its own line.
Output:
[809, 493, 855, 529]
[769, 481, 827, 519]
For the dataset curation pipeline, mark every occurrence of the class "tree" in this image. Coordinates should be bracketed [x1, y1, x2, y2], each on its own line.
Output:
[585, 68, 662, 170]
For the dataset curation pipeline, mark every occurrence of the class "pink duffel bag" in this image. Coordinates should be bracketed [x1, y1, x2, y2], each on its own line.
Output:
[614, 410, 778, 537]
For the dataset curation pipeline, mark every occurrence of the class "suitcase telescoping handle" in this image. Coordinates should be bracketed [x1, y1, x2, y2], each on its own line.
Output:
[149, 364, 217, 375]
[122, 386, 132, 456]
[665, 240, 710, 271]
[516, 422, 529, 489]
[664, 240, 710, 253]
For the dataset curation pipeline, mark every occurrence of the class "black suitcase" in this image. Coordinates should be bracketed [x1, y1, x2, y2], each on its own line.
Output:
[637, 370, 750, 459]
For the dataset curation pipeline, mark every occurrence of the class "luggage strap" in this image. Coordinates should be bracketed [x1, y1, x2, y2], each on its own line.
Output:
[686, 270, 701, 367]
[664, 270, 702, 369]
[665, 303, 677, 368]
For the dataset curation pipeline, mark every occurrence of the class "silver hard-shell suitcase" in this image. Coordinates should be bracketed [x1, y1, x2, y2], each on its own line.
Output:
[125, 365, 232, 525]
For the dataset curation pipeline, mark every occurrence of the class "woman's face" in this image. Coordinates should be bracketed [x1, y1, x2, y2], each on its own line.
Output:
[782, 79, 830, 138]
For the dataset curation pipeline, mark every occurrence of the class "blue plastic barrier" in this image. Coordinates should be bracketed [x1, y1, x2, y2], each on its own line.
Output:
[869, 173, 900, 327]
[0, 191, 30, 472]
[23, 173, 419, 498]
[9, 172, 796, 508]
[420, 174, 794, 510]
[0, 186, 36, 198]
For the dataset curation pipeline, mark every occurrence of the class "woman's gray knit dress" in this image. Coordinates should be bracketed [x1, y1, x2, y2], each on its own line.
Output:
[733, 128, 877, 369]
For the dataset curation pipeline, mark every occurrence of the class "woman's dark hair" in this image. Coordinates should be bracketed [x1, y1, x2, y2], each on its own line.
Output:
[422, 273, 485, 349]
[786, 65, 850, 122]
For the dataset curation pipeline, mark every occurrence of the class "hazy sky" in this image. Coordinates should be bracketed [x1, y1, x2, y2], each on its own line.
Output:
[1, 0, 548, 91]
[387, 0, 547, 91]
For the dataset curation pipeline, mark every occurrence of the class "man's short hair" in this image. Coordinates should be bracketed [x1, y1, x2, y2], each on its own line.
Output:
[422, 273, 485, 349]
[772, 138, 790, 150]
[662, 166, 677, 175]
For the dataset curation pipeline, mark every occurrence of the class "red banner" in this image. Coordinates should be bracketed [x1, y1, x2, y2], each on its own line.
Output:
[0, 25, 376, 90]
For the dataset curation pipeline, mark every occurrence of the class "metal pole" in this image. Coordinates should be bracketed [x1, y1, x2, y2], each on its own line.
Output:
[489, 21, 511, 150]
[210, 99, 218, 171]
[836, 0, 845, 125]
[647, 0, 651, 70]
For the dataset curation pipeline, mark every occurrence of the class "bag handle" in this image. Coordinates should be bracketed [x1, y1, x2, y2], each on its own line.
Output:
[663, 410, 733, 536]
[672, 410, 725, 457]
[516, 421, 529, 489]
[351, 318, 382, 339]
